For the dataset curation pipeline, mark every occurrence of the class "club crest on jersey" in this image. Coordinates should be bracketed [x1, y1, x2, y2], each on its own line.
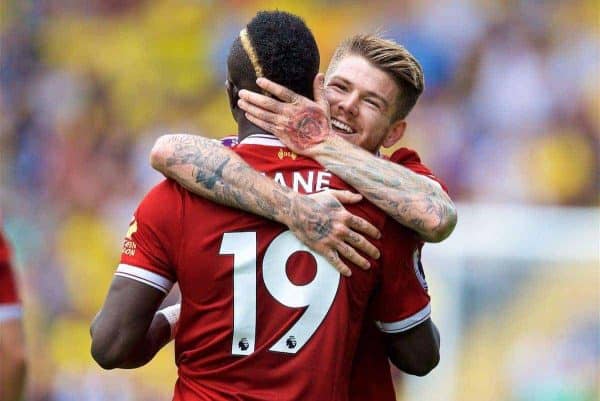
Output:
[122, 218, 137, 256]
[126, 219, 138, 239]
[278, 148, 297, 160]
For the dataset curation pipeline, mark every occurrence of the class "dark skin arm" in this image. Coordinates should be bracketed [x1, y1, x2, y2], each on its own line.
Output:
[0, 318, 26, 401]
[90, 277, 171, 369]
[385, 318, 440, 376]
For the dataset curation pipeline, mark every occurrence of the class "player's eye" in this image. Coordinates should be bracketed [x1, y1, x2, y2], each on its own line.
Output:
[329, 82, 347, 92]
[365, 98, 382, 110]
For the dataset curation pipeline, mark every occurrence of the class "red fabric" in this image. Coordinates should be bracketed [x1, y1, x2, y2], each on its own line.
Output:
[0, 231, 20, 305]
[349, 147, 442, 401]
[350, 320, 396, 401]
[120, 140, 429, 401]
[389, 147, 449, 193]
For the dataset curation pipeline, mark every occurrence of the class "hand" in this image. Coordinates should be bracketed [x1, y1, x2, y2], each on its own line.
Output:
[237, 74, 333, 156]
[287, 189, 381, 277]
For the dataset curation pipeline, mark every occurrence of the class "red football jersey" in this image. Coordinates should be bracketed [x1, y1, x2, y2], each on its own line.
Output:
[216, 139, 441, 401]
[389, 147, 448, 193]
[117, 135, 430, 401]
[349, 147, 446, 401]
[0, 230, 22, 322]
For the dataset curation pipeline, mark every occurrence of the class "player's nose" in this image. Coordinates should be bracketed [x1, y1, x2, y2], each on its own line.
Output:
[337, 91, 359, 117]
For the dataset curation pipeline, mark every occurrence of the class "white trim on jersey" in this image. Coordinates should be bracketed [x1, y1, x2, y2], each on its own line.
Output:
[375, 303, 431, 333]
[115, 264, 174, 294]
[413, 248, 428, 291]
[239, 134, 284, 147]
[0, 304, 22, 322]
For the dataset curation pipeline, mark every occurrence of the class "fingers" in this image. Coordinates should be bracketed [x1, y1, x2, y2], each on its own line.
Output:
[238, 98, 281, 125]
[345, 230, 380, 260]
[245, 113, 279, 136]
[256, 77, 301, 104]
[313, 73, 327, 108]
[326, 189, 362, 204]
[238, 90, 285, 114]
[348, 214, 381, 240]
[326, 250, 352, 277]
[335, 241, 371, 271]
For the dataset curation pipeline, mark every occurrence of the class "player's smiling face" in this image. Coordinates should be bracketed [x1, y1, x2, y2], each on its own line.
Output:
[325, 55, 400, 153]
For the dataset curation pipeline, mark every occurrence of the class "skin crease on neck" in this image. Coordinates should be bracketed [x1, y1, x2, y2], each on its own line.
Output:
[325, 55, 406, 154]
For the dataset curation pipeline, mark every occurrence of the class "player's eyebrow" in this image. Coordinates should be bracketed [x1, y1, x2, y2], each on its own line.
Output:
[331, 77, 390, 110]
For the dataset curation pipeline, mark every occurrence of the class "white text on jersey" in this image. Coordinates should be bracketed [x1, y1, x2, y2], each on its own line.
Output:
[272, 170, 332, 193]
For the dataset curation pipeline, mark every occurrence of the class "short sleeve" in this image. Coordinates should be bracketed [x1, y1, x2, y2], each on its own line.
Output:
[116, 179, 184, 294]
[0, 232, 22, 321]
[370, 219, 431, 333]
[390, 147, 449, 194]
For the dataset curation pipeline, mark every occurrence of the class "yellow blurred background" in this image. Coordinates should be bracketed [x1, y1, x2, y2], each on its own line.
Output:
[0, 1, 598, 400]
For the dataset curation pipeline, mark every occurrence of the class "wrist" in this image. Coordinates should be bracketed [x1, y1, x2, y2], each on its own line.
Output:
[157, 304, 181, 340]
[310, 134, 342, 161]
[279, 191, 300, 228]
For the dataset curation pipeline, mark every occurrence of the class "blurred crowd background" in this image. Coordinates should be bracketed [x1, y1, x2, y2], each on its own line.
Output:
[0, 0, 598, 400]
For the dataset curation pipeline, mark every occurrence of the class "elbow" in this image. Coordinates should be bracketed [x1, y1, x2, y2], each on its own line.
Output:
[90, 338, 124, 370]
[149, 136, 171, 172]
[90, 321, 126, 370]
[390, 347, 440, 377]
[407, 349, 440, 377]
[423, 203, 457, 243]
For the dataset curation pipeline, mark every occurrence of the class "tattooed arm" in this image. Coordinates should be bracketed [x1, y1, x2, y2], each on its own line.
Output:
[239, 76, 457, 243]
[150, 134, 381, 276]
[309, 136, 455, 242]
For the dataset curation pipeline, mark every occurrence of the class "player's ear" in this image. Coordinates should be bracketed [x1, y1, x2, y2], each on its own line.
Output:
[383, 119, 406, 148]
[226, 79, 240, 119]
[226, 79, 239, 109]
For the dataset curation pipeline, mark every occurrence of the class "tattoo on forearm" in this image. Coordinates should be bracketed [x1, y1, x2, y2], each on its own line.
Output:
[160, 135, 335, 242]
[195, 157, 229, 189]
[320, 150, 455, 240]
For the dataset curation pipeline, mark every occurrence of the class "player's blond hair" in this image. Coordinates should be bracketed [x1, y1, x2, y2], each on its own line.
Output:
[327, 34, 424, 121]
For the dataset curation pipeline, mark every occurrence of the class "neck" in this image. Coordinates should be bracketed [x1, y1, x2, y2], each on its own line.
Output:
[236, 114, 273, 142]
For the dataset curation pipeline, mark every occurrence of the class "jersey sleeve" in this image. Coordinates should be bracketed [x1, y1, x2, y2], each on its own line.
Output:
[0, 232, 22, 322]
[390, 147, 449, 193]
[370, 219, 431, 333]
[116, 179, 184, 294]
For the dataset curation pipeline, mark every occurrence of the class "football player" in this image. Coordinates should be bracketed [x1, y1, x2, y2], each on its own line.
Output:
[151, 33, 451, 401]
[91, 11, 438, 401]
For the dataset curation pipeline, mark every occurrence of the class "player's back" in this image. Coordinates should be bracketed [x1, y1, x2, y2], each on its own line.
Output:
[176, 135, 388, 401]
[122, 135, 388, 401]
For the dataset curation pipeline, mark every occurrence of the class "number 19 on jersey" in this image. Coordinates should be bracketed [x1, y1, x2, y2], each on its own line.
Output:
[220, 231, 340, 356]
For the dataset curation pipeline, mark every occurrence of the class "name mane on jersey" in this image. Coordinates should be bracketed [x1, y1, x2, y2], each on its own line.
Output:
[271, 170, 332, 193]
